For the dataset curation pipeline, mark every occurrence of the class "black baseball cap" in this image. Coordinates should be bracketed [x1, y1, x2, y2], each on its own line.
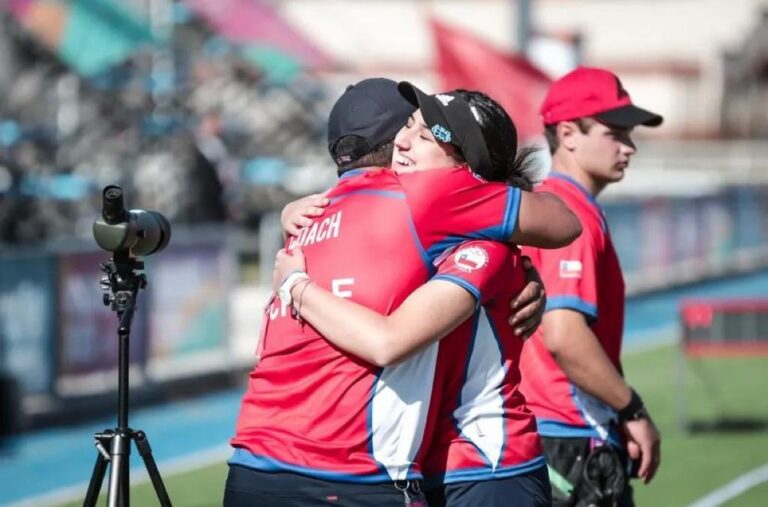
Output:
[397, 82, 496, 176]
[327, 78, 416, 166]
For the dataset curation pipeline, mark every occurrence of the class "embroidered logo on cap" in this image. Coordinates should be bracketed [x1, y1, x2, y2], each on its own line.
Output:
[454, 246, 489, 273]
[435, 94, 455, 107]
[431, 124, 452, 143]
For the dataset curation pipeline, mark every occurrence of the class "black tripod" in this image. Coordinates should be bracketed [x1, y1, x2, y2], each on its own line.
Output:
[83, 252, 172, 507]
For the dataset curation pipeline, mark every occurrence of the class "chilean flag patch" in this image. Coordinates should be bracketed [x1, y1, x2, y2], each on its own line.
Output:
[559, 260, 583, 278]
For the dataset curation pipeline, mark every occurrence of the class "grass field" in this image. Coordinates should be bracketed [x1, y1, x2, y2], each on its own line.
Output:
[60, 343, 768, 507]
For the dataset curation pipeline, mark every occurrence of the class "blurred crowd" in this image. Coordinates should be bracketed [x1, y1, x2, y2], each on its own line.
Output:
[0, 8, 333, 247]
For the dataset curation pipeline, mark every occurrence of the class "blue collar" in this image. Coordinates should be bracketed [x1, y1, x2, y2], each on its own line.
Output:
[338, 168, 367, 180]
[549, 171, 604, 212]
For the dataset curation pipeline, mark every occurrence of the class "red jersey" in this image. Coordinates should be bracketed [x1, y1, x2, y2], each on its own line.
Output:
[419, 241, 544, 487]
[520, 172, 625, 442]
[231, 166, 523, 482]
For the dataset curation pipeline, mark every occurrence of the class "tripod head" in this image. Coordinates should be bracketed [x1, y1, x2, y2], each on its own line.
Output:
[100, 251, 146, 318]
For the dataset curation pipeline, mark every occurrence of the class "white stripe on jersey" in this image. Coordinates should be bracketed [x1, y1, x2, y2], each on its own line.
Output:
[453, 309, 506, 469]
[571, 385, 616, 440]
[371, 342, 440, 480]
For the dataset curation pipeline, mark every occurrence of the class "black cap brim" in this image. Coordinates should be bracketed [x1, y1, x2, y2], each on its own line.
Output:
[595, 104, 663, 128]
[397, 81, 495, 176]
[397, 82, 421, 107]
[397, 82, 439, 126]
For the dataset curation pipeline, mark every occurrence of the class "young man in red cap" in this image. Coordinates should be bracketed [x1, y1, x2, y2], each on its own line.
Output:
[519, 67, 663, 507]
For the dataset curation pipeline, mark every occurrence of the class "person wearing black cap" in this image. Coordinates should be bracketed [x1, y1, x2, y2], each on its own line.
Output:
[271, 85, 570, 507]
[392, 83, 536, 191]
[226, 78, 579, 507]
[518, 66, 663, 507]
[326, 78, 417, 175]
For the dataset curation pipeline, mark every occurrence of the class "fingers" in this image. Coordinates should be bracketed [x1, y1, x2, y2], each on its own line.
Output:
[510, 297, 537, 323]
[286, 207, 326, 236]
[623, 418, 661, 484]
[508, 301, 539, 335]
[282, 194, 331, 236]
[284, 223, 302, 237]
[306, 193, 331, 208]
[625, 440, 641, 460]
[645, 439, 661, 484]
[513, 314, 540, 339]
[509, 281, 545, 337]
[511, 281, 541, 310]
[637, 439, 652, 482]
[303, 206, 328, 218]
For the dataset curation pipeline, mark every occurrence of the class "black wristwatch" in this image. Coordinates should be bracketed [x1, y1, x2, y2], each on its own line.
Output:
[618, 388, 648, 421]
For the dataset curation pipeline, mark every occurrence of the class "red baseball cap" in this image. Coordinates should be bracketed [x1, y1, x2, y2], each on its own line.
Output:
[540, 66, 663, 128]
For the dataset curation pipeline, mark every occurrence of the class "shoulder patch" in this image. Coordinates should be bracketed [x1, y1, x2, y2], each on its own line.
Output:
[454, 246, 489, 273]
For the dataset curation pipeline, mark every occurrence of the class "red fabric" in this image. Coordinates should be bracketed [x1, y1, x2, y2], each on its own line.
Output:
[232, 167, 522, 481]
[421, 241, 542, 483]
[520, 174, 626, 436]
[431, 19, 551, 141]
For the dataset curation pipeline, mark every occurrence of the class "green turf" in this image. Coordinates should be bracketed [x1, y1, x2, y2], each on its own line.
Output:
[625, 344, 768, 506]
[59, 344, 768, 506]
[723, 480, 768, 506]
[59, 462, 228, 507]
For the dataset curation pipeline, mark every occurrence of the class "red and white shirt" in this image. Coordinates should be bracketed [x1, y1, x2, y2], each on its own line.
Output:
[520, 172, 625, 442]
[231, 166, 523, 482]
[420, 240, 544, 487]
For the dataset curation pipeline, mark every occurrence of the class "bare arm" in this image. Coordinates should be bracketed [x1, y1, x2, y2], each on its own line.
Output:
[542, 309, 632, 408]
[542, 308, 661, 483]
[275, 249, 476, 367]
[512, 191, 582, 248]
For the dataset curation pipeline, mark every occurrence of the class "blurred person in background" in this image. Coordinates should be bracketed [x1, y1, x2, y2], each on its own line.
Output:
[519, 66, 663, 507]
[273, 84, 557, 507]
[225, 78, 580, 506]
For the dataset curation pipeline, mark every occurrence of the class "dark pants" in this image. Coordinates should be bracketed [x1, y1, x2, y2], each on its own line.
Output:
[224, 464, 426, 506]
[541, 436, 634, 507]
[425, 466, 551, 507]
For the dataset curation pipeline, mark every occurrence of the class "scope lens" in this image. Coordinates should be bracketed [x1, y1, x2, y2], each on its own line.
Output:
[102, 185, 126, 224]
[104, 186, 122, 200]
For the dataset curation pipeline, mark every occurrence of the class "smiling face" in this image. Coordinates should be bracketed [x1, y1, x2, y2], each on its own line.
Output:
[391, 109, 462, 173]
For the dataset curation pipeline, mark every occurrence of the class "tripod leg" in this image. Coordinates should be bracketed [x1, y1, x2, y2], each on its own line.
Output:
[83, 449, 110, 507]
[120, 450, 130, 507]
[133, 431, 173, 507]
[107, 431, 131, 507]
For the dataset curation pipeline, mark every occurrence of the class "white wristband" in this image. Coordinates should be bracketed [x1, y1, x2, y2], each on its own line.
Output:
[278, 270, 310, 306]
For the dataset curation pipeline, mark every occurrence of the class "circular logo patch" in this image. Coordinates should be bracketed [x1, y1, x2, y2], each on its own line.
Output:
[453, 246, 489, 273]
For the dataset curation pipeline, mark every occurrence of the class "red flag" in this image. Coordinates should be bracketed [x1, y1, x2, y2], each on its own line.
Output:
[431, 19, 551, 141]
